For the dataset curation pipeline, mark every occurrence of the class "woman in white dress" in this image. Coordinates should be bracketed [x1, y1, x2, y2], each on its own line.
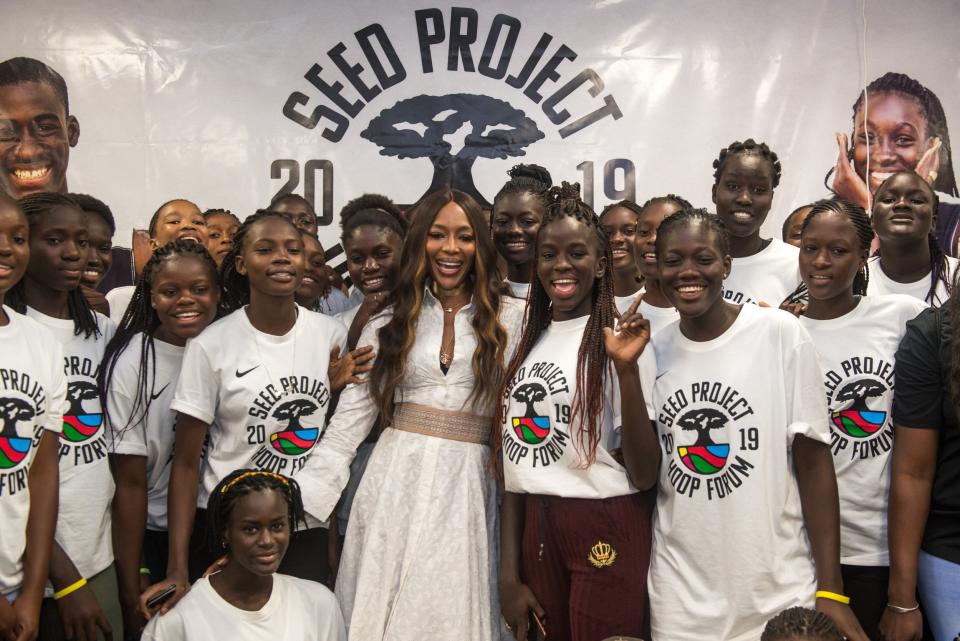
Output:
[299, 189, 524, 640]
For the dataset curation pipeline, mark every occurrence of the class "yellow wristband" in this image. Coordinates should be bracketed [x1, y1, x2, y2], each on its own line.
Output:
[54, 577, 87, 600]
[815, 590, 850, 605]
[140, 567, 151, 575]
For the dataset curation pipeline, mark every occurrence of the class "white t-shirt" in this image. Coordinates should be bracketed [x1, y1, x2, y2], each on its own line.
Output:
[639, 299, 680, 337]
[505, 279, 530, 299]
[105, 285, 136, 325]
[0, 307, 67, 595]
[105, 334, 185, 531]
[141, 573, 346, 641]
[26, 308, 117, 581]
[723, 239, 801, 306]
[615, 292, 642, 314]
[172, 306, 347, 524]
[865, 255, 959, 306]
[799, 295, 926, 565]
[501, 315, 656, 498]
[648, 304, 829, 641]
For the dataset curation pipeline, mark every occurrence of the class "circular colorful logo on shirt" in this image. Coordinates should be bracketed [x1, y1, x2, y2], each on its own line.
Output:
[0, 396, 36, 469]
[268, 398, 320, 455]
[510, 382, 552, 444]
[830, 379, 887, 438]
[61, 381, 103, 443]
[675, 408, 730, 475]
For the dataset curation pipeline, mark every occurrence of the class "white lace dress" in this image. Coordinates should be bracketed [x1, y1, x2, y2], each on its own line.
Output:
[299, 289, 524, 640]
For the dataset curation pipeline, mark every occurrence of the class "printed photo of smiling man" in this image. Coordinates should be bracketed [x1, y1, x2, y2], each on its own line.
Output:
[0, 56, 134, 293]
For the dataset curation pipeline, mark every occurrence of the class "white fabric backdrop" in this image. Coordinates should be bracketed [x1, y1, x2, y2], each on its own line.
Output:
[4, 0, 959, 259]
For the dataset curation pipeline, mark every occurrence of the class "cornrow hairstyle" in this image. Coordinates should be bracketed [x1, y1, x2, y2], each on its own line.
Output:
[203, 208, 236, 220]
[339, 193, 407, 242]
[874, 171, 951, 304]
[8, 192, 100, 338]
[97, 240, 219, 441]
[495, 181, 616, 470]
[206, 469, 306, 556]
[68, 192, 116, 234]
[712, 138, 783, 188]
[599, 199, 644, 220]
[655, 207, 732, 259]
[147, 198, 200, 238]
[369, 189, 509, 425]
[640, 193, 693, 211]
[0, 57, 69, 113]
[492, 164, 553, 210]
[830, 72, 958, 198]
[784, 199, 873, 304]
[219, 210, 300, 314]
[760, 606, 843, 641]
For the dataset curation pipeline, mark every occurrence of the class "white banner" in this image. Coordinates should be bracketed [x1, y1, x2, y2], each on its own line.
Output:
[4, 0, 960, 263]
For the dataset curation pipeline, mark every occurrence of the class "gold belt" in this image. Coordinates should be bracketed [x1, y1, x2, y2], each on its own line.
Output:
[391, 402, 490, 445]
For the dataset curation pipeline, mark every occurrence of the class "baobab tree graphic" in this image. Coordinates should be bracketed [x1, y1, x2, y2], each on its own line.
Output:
[676, 408, 731, 475]
[0, 397, 34, 469]
[361, 94, 545, 208]
[831, 379, 887, 438]
[269, 398, 320, 456]
[510, 382, 551, 445]
[62, 381, 103, 443]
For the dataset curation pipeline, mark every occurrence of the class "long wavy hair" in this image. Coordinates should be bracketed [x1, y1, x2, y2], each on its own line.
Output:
[494, 183, 617, 470]
[369, 189, 508, 424]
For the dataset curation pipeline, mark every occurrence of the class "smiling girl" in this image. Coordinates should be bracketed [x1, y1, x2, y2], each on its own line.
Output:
[138, 212, 354, 617]
[829, 72, 960, 255]
[141, 470, 345, 641]
[647, 208, 866, 641]
[867, 170, 957, 305]
[491, 164, 552, 299]
[497, 184, 659, 641]
[0, 194, 61, 641]
[297, 189, 525, 639]
[599, 199, 644, 309]
[8, 192, 121, 641]
[711, 139, 800, 306]
[99, 239, 221, 639]
[107, 199, 207, 324]
[70, 193, 115, 317]
[635, 195, 688, 335]
[795, 200, 925, 638]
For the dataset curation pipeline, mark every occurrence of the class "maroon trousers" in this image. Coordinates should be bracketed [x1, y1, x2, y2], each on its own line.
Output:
[521, 491, 654, 641]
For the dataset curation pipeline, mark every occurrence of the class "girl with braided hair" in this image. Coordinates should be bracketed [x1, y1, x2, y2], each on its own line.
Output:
[139, 211, 363, 617]
[296, 189, 525, 640]
[634, 195, 688, 336]
[203, 209, 239, 267]
[491, 164, 553, 299]
[496, 182, 658, 641]
[106, 198, 207, 324]
[866, 170, 958, 305]
[711, 138, 802, 307]
[761, 607, 843, 641]
[647, 208, 867, 641]
[98, 239, 220, 639]
[7, 192, 123, 641]
[599, 199, 645, 310]
[795, 200, 925, 638]
[141, 469, 346, 640]
[829, 72, 960, 256]
[0, 194, 62, 641]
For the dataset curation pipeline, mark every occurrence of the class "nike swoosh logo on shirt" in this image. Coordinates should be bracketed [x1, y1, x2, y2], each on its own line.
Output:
[655, 371, 670, 381]
[150, 383, 170, 401]
[236, 366, 259, 378]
